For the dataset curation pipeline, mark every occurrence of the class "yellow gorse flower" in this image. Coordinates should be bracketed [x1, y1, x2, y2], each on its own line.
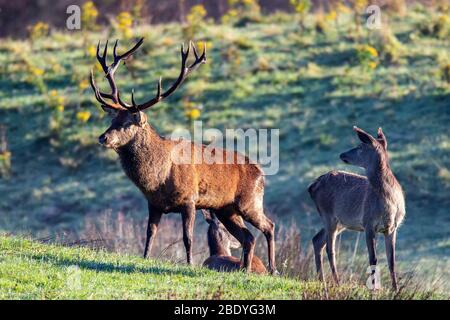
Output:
[79, 79, 89, 91]
[48, 90, 65, 112]
[82, 1, 98, 31]
[336, 3, 352, 14]
[196, 41, 212, 52]
[187, 5, 207, 24]
[116, 12, 133, 39]
[325, 11, 337, 21]
[30, 67, 45, 76]
[185, 108, 201, 120]
[289, 0, 311, 15]
[366, 46, 378, 57]
[29, 22, 49, 40]
[76, 111, 91, 123]
[87, 45, 97, 57]
[353, 0, 368, 12]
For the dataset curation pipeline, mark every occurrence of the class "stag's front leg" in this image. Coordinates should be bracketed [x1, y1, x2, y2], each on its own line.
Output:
[385, 229, 398, 291]
[144, 203, 162, 259]
[181, 203, 196, 265]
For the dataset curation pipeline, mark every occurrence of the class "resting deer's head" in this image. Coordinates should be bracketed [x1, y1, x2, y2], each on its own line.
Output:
[202, 210, 240, 256]
[90, 38, 206, 149]
[340, 126, 388, 170]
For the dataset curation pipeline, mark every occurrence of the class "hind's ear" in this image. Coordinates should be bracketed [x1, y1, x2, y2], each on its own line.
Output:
[353, 126, 376, 145]
[377, 127, 388, 150]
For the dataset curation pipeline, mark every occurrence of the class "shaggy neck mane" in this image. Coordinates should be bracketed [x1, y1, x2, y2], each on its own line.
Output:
[116, 124, 170, 193]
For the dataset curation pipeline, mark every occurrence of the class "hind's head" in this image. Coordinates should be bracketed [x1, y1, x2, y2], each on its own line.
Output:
[339, 126, 389, 170]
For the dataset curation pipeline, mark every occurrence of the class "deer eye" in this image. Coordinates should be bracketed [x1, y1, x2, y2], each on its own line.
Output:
[132, 113, 141, 123]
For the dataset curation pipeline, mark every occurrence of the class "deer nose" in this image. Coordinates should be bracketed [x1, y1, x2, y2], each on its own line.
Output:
[339, 153, 349, 163]
[98, 134, 107, 145]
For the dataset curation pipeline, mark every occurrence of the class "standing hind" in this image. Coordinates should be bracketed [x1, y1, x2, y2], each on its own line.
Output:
[309, 126, 405, 290]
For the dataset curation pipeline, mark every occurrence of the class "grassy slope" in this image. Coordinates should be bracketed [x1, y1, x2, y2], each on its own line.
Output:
[0, 236, 441, 299]
[0, 9, 449, 292]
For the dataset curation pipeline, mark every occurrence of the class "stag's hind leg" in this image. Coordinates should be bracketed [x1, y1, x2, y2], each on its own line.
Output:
[215, 209, 255, 272]
[238, 207, 277, 275]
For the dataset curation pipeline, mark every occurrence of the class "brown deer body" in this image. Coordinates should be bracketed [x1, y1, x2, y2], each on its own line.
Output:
[308, 126, 405, 290]
[202, 210, 267, 274]
[90, 38, 277, 273]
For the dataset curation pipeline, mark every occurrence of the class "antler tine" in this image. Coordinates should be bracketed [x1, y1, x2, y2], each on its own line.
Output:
[187, 41, 206, 72]
[116, 37, 144, 61]
[157, 77, 162, 98]
[96, 40, 108, 74]
[131, 89, 137, 106]
[90, 69, 125, 110]
[134, 41, 206, 112]
[91, 38, 145, 111]
[117, 91, 133, 109]
[113, 39, 119, 62]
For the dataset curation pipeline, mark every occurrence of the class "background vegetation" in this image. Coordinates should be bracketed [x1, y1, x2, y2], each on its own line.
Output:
[0, 0, 449, 298]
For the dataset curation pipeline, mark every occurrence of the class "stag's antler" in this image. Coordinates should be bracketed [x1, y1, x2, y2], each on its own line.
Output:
[129, 40, 206, 111]
[90, 38, 144, 111]
[90, 38, 206, 113]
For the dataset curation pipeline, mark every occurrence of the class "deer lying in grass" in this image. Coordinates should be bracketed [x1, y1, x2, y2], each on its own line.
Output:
[308, 126, 405, 290]
[90, 38, 277, 274]
[202, 210, 267, 274]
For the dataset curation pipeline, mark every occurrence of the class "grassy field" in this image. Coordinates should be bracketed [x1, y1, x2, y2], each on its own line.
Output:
[0, 235, 444, 299]
[0, 5, 449, 296]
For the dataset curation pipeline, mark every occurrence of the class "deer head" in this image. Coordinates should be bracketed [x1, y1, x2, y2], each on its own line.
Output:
[339, 126, 388, 169]
[202, 210, 241, 256]
[90, 38, 206, 149]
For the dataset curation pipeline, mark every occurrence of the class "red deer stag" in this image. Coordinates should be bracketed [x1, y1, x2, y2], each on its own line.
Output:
[202, 210, 267, 274]
[90, 38, 277, 273]
[308, 126, 405, 290]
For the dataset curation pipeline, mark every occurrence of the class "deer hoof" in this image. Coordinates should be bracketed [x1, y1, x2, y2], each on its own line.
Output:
[270, 269, 280, 276]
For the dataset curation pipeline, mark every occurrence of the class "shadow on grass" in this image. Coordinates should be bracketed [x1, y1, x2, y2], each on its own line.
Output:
[29, 252, 200, 277]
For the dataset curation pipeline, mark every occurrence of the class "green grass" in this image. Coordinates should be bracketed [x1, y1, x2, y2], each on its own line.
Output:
[0, 236, 442, 299]
[0, 8, 449, 296]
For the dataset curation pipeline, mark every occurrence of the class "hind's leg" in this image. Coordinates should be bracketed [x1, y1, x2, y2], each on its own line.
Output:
[325, 225, 340, 284]
[312, 228, 326, 281]
[384, 229, 398, 291]
[215, 209, 255, 272]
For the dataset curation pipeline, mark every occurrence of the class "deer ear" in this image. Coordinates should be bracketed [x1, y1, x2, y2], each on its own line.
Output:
[133, 112, 146, 126]
[377, 127, 388, 150]
[353, 126, 376, 145]
[101, 105, 118, 116]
